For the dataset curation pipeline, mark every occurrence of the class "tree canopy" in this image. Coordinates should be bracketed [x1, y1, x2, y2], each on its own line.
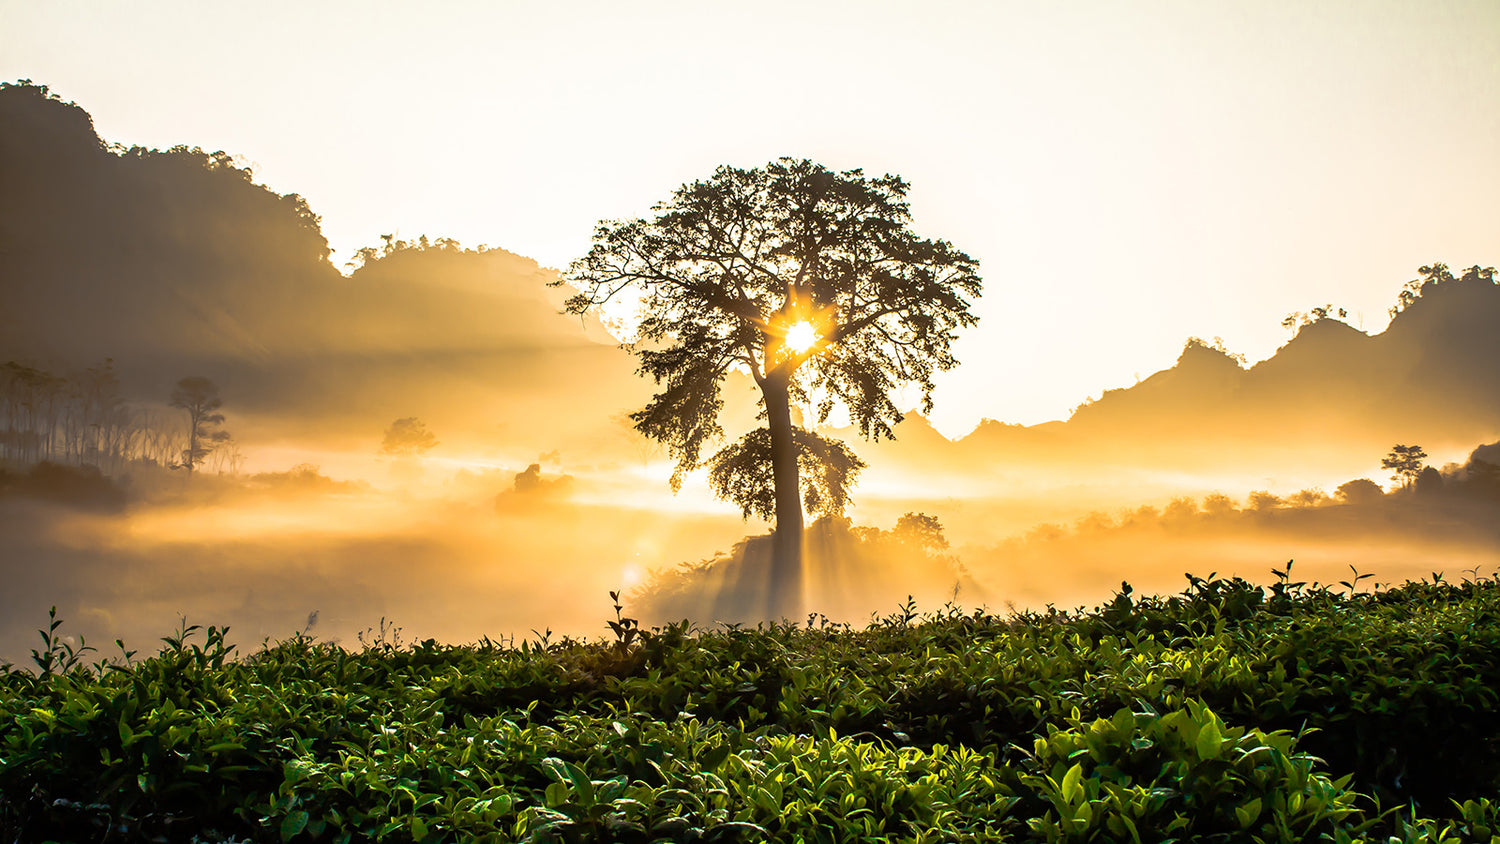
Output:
[169, 376, 229, 477]
[560, 158, 981, 615]
[380, 417, 439, 457]
[1382, 444, 1428, 489]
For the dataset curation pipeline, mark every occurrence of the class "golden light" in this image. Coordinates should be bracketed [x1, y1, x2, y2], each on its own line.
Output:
[784, 320, 819, 354]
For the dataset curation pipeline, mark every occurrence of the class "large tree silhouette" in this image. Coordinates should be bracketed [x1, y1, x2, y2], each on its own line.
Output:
[561, 158, 982, 617]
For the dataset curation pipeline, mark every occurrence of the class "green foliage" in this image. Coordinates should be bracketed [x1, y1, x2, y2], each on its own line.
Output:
[559, 158, 982, 521]
[707, 427, 867, 519]
[5, 570, 1500, 841]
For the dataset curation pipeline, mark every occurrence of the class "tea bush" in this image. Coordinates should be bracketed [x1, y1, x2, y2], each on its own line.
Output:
[3, 567, 1498, 841]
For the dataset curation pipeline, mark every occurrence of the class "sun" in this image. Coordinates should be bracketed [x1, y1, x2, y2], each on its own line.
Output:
[784, 320, 819, 354]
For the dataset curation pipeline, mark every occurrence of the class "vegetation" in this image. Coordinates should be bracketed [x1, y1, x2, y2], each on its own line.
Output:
[0, 361, 243, 479]
[4, 567, 1499, 842]
[1389, 264, 1497, 318]
[380, 418, 440, 458]
[560, 159, 983, 618]
[171, 376, 231, 478]
[1383, 445, 1429, 490]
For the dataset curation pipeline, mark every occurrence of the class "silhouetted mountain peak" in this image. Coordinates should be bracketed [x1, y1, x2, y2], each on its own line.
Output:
[938, 263, 1499, 471]
[1383, 270, 1500, 344]
[1254, 317, 1371, 376]
[1285, 315, 1366, 344]
[1065, 338, 1244, 428]
[1173, 338, 1246, 372]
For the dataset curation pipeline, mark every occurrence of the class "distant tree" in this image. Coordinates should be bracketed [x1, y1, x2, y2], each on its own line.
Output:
[379, 417, 438, 457]
[1183, 336, 1246, 364]
[1281, 305, 1348, 332]
[1168, 496, 1204, 521]
[1467, 458, 1500, 487]
[1201, 493, 1238, 518]
[1381, 444, 1428, 489]
[893, 512, 949, 552]
[1388, 263, 1497, 318]
[1288, 488, 1330, 508]
[1247, 491, 1282, 512]
[169, 377, 229, 477]
[561, 158, 982, 617]
[1414, 465, 1444, 497]
[206, 438, 245, 475]
[1462, 458, 1500, 502]
[1336, 478, 1384, 506]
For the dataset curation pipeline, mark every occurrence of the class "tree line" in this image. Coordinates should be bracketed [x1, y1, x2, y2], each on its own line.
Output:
[0, 361, 238, 477]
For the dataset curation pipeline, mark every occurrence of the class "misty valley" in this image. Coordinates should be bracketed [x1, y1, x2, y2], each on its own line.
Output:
[5, 78, 1500, 842]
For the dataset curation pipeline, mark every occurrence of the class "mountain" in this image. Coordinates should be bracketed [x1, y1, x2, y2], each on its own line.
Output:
[6, 80, 1495, 486]
[0, 81, 644, 460]
[844, 267, 1499, 488]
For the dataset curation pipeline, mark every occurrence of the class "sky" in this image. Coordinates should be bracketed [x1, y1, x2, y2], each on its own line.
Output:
[3, 0, 1499, 435]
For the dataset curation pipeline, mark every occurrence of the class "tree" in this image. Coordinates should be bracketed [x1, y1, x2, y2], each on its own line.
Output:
[893, 512, 949, 552]
[1388, 263, 1497, 318]
[561, 158, 982, 617]
[379, 417, 438, 456]
[1335, 478, 1384, 506]
[1381, 444, 1427, 489]
[169, 376, 229, 477]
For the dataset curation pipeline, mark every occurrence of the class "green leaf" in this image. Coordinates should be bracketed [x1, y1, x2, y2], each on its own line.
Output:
[544, 780, 571, 808]
[1060, 762, 1083, 804]
[280, 810, 310, 842]
[541, 757, 569, 782]
[1195, 718, 1223, 760]
[699, 743, 732, 770]
[566, 764, 594, 804]
[1235, 797, 1262, 828]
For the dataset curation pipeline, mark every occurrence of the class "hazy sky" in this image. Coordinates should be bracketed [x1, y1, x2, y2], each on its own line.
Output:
[4, 0, 1498, 435]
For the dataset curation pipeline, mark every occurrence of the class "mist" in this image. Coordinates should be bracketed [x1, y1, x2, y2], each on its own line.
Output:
[4, 81, 1500, 665]
[0, 460, 752, 664]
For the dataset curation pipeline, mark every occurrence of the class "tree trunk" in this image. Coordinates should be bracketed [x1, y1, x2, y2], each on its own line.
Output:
[185, 409, 197, 478]
[762, 375, 803, 620]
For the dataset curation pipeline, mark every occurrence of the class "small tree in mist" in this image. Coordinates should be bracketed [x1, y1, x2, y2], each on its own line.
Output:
[169, 376, 229, 478]
[1336, 478, 1384, 506]
[379, 417, 438, 457]
[561, 158, 982, 618]
[1382, 444, 1428, 489]
[893, 512, 949, 552]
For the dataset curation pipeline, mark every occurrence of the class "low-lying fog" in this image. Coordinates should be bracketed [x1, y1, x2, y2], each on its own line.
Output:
[5, 442, 1498, 667]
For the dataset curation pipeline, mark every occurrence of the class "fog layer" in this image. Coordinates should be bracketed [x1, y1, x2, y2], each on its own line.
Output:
[3, 82, 1498, 663]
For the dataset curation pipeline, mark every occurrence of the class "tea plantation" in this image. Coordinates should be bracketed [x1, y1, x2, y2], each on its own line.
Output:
[3, 565, 1498, 842]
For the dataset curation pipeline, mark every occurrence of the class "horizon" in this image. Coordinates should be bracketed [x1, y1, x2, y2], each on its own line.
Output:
[5, 1, 1498, 432]
[3, 3, 1500, 661]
